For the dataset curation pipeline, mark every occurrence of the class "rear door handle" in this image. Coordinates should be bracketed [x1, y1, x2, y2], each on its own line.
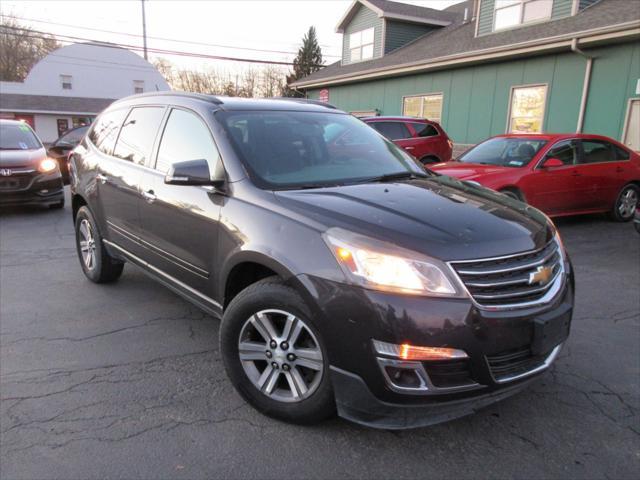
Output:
[142, 190, 157, 203]
[96, 173, 108, 184]
[616, 166, 624, 173]
[571, 171, 581, 176]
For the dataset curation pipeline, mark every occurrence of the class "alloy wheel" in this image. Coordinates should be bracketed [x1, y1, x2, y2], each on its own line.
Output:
[618, 188, 638, 219]
[238, 309, 324, 403]
[78, 218, 97, 271]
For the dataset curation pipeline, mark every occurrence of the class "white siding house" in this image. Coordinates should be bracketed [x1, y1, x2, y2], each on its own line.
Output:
[0, 43, 170, 143]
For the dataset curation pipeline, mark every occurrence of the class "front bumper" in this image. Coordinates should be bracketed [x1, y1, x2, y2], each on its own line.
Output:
[0, 173, 64, 206]
[296, 263, 574, 428]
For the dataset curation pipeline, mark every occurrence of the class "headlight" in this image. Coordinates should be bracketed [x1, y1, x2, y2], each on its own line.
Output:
[38, 158, 58, 173]
[323, 228, 464, 297]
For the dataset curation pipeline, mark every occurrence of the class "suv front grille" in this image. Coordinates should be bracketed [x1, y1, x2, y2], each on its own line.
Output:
[486, 346, 551, 382]
[450, 240, 563, 309]
[422, 359, 475, 389]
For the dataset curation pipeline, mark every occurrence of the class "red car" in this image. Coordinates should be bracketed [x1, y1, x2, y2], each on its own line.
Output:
[363, 116, 453, 164]
[432, 134, 640, 221]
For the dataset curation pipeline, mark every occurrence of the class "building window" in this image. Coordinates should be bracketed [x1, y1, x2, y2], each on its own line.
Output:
[402, 94, 443, 123]
[349, 27, 374, 62]
[133, 80, 144, 94]
[60, 75, 72, 90]
[508, 84, 547, 133]
[494, 0, 553, 31]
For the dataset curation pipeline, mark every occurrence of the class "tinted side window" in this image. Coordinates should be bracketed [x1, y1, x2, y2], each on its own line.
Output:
[579, 140, 616, 164]
[156, 109, 220, 174]
[113, 107, 164, 166]
[371, 122, 410, 141]
[410, 123, 439, 137]
[89, 109, 128, 155]
[544, 140, 577, 166]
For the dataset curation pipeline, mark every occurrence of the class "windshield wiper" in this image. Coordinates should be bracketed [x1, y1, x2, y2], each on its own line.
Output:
[356, 171, 431, 184]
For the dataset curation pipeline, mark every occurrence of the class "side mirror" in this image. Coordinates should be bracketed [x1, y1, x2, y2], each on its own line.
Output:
[541, 158, 564, 168]
[164, 159, 223, 188]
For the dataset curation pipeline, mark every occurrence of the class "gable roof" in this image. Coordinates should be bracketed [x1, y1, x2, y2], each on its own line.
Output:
[0, 94, 115, 115]
[336, 0, 456, 33]
[299, 0, 640, 88]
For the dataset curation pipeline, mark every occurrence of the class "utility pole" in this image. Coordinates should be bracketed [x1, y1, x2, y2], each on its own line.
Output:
[141, 0, 148, 60]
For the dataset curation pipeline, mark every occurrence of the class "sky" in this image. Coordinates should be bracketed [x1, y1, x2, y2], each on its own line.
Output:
[0, 0, 461, 74]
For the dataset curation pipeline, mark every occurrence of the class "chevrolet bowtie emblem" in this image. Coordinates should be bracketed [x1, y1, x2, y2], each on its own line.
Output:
[528, 265, 553, 286]
[0, 168, 12, 176]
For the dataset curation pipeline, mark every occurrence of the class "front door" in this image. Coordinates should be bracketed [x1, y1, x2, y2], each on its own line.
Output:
[525, 139, 581, 215]
[137, 107, 223, 293]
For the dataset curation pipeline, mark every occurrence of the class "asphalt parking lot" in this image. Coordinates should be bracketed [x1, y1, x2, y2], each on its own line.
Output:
[1, 188, 639, 480]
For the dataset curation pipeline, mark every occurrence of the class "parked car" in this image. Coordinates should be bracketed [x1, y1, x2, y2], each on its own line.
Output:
[363, 116, 453, 164]
[48, 125, 90, 184]
[70, 93, 574, 429]
[432, 134, 640, 221]
[0, 119, 64, 209]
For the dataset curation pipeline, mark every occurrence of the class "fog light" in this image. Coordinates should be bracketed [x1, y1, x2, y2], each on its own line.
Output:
[373, 339, 468, 361]
[384, 365, 422, 388]
[40, 189, 49, 193]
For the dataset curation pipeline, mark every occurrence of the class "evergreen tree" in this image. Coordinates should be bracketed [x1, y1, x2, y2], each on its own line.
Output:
[283, 26, 323, 97]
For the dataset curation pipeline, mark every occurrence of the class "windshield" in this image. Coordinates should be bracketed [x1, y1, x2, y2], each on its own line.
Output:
[218, 110, 424, 189]
[0, 123, 42, 150]
[459, 137, 547, 168]
[58, 125, 89, 145]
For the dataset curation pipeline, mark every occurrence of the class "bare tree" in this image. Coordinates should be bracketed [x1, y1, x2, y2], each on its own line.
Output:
[0, 15, 60, 81]
[260, 65, 286, 98]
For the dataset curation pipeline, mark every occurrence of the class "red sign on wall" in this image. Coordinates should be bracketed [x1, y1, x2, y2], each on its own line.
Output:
[318, 89, 329, 103]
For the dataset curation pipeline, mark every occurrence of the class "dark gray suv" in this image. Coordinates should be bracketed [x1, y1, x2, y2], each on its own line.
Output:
[70, 92, 574, 429]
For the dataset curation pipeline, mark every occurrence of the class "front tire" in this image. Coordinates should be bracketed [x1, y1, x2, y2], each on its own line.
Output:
[610, 184, 638, 222]
[74, 206, 124, 283]
[220, 277, 335, 424]
[500, 188, 525, 202]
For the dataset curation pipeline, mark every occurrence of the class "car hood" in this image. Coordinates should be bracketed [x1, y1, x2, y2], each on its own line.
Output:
[431, 162, 512, 180]
[274, 175, 551, 261]
[0, 147, 46, 168]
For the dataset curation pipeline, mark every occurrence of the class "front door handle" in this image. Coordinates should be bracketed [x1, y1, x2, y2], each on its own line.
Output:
[96, 173, 108, 184]
[571, 171, 581, 177]
[142, 190, 157, 203]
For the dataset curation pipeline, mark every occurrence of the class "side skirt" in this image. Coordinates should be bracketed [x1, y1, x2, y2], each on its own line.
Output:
[103, 239, 223, 319]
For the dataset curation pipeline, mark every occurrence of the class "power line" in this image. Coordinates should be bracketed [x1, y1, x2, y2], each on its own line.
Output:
[0, 25, 325, 67]
[0, 13, 341, 58]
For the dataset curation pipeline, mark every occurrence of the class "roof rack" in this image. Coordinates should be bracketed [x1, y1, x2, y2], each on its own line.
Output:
[268, 97, 337, 110]
[121, 91, 224, 105]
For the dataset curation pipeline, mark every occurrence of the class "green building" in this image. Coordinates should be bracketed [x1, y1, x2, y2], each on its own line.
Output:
[292, 0, 640, 153]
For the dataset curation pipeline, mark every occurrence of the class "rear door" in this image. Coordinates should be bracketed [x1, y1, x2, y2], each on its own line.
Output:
[576, 139, 630, 210]
[407, 122, 445, 162]
[526, 139, 581, 214]
[97, 106, 165, 256]
[137, 107, 223, 292]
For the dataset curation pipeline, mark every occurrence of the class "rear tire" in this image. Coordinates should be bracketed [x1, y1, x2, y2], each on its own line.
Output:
[74, 206, 124, 283]
[220, 277, 335, 425]
[610, 184, 638, 222]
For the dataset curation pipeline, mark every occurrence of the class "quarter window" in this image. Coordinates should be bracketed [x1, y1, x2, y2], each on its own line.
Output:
[494, 0, 553, 31]
[508, 85, 547, 134]
[402, 94, 443, 123]
[88, 109, 128, 155]
[349, 27, 374, 62]
[156, 109, 220, 174]
[113, 107, 165, 166]
[370, 122, 410, 141]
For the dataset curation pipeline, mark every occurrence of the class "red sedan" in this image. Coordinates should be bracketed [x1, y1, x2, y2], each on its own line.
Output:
[432, 134, 640, 221]
[363, 116, 453, 164]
